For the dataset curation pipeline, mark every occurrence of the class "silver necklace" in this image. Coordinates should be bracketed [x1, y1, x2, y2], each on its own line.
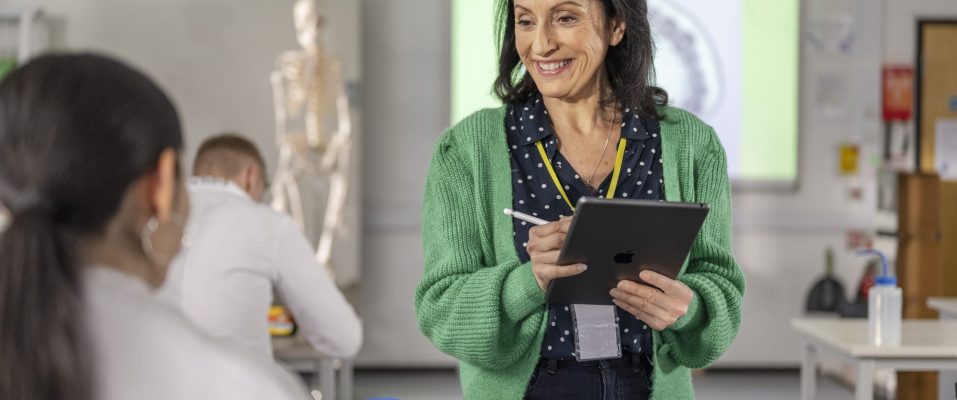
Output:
[556, 110, 617, 187]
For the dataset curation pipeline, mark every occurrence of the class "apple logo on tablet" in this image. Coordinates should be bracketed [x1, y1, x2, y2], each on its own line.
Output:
[614, 251, 635, 264]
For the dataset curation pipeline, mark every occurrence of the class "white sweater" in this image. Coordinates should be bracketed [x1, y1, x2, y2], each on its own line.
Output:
[160, 178, 362, 359]
[85, 267, 308, 400]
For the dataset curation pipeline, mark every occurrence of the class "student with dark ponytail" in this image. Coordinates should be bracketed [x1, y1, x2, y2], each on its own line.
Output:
[0, 53, 308, 400]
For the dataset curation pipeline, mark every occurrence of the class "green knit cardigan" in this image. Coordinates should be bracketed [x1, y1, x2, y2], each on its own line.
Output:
[415, 106, 745, 399]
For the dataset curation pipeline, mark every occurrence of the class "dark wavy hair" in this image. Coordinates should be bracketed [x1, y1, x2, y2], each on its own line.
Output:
[493, 0, 668, 118]
[0, 53, 183, 400]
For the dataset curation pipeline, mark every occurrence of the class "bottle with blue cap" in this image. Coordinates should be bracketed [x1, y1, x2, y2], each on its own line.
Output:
[858, 249, 901, 346]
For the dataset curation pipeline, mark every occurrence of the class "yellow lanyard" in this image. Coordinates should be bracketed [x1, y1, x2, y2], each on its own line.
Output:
[535, 138, 628, 212]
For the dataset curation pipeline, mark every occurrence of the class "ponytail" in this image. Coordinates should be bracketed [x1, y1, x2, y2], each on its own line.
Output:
[0, 209, 91, 400]
[0, 53, 183, 400]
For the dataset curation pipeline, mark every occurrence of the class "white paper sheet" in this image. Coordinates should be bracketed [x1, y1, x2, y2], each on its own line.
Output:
[935, 119, 957, 181]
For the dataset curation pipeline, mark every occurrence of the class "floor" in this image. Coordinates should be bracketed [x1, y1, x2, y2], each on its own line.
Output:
[351, 368, 856, 400]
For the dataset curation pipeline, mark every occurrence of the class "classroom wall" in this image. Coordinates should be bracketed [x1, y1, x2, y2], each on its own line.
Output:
[15, 0, 361, 164]
[11, 0, 364, 288]
[884, 0, 957, 64]
[356, 0, 453, 367]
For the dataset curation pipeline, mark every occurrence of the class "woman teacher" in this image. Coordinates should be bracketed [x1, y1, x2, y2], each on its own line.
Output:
[415, 0, 744, 398]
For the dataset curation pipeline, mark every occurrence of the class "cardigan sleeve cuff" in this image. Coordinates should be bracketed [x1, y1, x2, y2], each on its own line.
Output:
[503, 261, 547, 321]
[670, 291, 705, 332]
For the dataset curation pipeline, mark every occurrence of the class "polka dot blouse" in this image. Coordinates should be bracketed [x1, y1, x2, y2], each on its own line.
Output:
[505, 92, 663, 360]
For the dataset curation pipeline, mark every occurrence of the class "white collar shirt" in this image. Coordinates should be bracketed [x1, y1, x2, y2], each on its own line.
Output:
[159, 178, 361, 360]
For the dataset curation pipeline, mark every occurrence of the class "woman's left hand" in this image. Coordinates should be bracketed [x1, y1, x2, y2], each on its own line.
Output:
[610, 270, 694, 331]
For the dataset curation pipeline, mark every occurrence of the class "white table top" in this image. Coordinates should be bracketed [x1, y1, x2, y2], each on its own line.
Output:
[928, 297, 957, 316]
[791, 318, 957, 359]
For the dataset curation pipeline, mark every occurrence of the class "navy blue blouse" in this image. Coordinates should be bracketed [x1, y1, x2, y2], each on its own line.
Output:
[505, 93, 664, 360]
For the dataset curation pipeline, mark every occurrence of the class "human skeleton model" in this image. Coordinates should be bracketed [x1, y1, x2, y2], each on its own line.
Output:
[270, 0, 351, 273]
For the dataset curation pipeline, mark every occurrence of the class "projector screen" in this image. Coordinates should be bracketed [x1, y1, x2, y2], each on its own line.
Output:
[451, 0, 800, 185]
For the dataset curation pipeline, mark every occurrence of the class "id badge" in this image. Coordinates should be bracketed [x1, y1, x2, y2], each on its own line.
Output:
[571, 304, 622, 362]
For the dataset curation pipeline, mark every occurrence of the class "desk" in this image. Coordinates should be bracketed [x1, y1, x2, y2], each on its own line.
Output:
[791, 318, 957, 400]
[273, 336, 353, 400]
[929, 298, 957, 399]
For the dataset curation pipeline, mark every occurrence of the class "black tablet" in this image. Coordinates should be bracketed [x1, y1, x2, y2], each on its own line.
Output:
[546, 197, 709, 305]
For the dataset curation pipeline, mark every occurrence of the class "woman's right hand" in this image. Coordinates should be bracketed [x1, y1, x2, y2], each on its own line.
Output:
[527, 216, 588, 292]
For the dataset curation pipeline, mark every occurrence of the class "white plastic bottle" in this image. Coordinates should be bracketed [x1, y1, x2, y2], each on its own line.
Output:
[868, 275, 902, 346]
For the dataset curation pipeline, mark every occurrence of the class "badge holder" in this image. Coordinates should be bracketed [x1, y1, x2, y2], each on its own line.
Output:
[571, 304, 622, 362]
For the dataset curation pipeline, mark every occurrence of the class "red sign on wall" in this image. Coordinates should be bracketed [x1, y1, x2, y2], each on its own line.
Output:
[882, 65, 914, 121]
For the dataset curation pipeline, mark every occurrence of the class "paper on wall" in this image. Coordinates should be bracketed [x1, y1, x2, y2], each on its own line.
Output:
[813, 69, 853, 121]
[936, 119, 957, 181]
[806, 14, 857, 55]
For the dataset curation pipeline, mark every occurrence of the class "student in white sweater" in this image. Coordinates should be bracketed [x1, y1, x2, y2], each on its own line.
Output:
[161, 134, 362, 360]
[0, 53, 308, 400]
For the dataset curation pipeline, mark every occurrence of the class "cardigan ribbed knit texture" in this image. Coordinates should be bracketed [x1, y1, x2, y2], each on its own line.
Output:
[415, 106, 745, 399]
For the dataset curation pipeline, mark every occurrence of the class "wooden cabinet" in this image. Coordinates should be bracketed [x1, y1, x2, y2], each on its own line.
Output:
[896, 175, 957, 399]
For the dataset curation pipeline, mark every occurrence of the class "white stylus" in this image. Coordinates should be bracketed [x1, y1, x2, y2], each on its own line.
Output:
[503, 208, 550, 226]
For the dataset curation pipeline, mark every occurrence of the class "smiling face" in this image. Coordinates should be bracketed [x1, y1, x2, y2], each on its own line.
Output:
[513, 0, 625, 103]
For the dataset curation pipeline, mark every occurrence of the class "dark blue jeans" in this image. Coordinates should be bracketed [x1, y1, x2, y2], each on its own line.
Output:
[523, 353, 652, 400]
